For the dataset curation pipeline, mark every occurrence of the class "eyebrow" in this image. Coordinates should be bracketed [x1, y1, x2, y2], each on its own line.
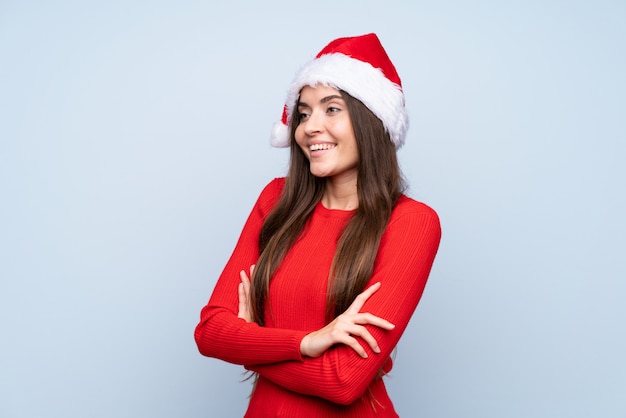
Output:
[321, 94, 343, 103]
[298, 94, 344, 108]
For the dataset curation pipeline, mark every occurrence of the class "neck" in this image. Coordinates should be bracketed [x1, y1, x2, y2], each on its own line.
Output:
[322, 176, 358, 210]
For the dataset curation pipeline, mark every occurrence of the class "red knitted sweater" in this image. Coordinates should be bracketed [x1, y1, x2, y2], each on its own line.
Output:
[194, 178, 441, 417]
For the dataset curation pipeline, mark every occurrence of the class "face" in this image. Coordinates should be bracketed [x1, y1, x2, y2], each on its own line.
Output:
[294, 85, 359, 182]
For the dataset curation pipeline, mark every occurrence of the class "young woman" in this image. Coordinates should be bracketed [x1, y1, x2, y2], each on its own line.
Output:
[194, 33, 441, 417]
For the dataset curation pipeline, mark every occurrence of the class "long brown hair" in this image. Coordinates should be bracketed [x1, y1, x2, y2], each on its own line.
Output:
[250, 89, 405, 326]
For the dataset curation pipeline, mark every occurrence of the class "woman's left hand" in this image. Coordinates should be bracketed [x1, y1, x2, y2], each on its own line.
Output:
[237, 265, 254, 322]
[299, 282, 394, 358]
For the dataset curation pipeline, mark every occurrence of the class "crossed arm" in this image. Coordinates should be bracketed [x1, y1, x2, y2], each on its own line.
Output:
[237, 270, 397, 404]
[239, 266, 393, 359]
[194, 180, 441, 404]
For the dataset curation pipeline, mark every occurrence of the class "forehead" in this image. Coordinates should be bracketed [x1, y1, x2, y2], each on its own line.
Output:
[298, 84, 343, 102]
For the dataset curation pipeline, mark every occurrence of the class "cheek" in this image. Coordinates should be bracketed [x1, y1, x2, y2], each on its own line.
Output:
[294, 125, 303, 144]
[294, 127, 309, 155]
[343, 127, 358, 153]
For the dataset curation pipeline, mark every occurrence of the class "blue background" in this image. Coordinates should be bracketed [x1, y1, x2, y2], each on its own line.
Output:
[1, 1, 624, 417]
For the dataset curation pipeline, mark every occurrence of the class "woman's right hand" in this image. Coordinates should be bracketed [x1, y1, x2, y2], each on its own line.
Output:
[237, 265, 254, 323]
[299, 282, 395, 359]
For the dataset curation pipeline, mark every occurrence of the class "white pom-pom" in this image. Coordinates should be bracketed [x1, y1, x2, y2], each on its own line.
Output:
[270, 121, 290, 148]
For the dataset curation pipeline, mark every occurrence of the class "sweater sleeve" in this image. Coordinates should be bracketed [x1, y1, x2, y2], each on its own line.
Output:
[246, 204, 441, 405]
[194, 178, 308, 365]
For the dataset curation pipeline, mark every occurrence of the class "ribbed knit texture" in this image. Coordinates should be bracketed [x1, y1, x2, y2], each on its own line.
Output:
[195, 178, 441, 417]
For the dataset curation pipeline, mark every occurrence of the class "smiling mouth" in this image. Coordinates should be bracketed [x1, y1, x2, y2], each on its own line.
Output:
[309, 144, 336, 151]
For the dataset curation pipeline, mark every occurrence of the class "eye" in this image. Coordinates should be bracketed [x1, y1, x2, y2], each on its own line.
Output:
[327, 106, 341, 114]
[298, 112, 310, 121]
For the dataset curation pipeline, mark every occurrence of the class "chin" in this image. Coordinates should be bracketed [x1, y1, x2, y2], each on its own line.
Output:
[310, 172, 331, 179]
[309, 167, 332, 178]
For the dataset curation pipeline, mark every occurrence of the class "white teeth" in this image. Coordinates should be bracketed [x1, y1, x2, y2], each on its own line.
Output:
[310, 143, 336, 151]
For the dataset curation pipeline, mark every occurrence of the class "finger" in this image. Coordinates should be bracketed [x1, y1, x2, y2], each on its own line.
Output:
[240, 269, 250, 284]
[346, 282, 381, 314]
[238, 282, 245, 305]
[240, 270, 251, 295]
[345, 324, 381, 354]
[237, 282, 247, 320]
[354, 312, 395, 330]
[337, 334, 368, 358]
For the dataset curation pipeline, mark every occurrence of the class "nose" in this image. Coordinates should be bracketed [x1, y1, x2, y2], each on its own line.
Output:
[303, 110, 324, 136]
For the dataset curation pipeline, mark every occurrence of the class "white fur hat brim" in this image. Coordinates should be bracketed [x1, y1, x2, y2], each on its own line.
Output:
[270, 53, 408, 149]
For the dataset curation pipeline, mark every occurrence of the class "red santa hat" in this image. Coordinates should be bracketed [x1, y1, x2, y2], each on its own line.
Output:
[270, 33, 409, 149]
